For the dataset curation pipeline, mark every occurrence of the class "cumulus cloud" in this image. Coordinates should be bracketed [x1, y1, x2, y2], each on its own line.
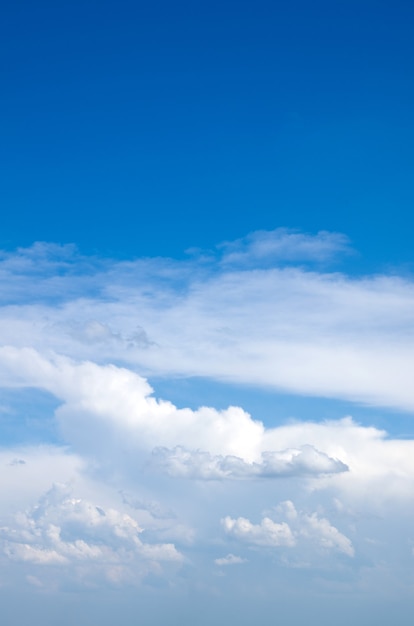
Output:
[0, 346, 265, 461]
[223, 501, 354, 557]
[150, 445, 348, 480]
[0, 484, 182, 587]
[222, 515, 296, 547]
[1, 347, 414, 511]
[299, 510, 354, 556]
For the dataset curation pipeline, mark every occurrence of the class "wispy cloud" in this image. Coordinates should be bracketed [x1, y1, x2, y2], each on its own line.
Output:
[217, 228, 351, 267]
[1, 232, 414, 411]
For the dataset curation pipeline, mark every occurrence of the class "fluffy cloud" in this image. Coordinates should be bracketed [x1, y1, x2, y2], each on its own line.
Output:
[0, 346, 265, 461]
[223, 501, 354, 557]
[1, 347, 414, 512]
[0, 484, 182, 587]
[150, 445, 348, 480]
[299, 511, 354, 557]
[222, 515, 295, 547]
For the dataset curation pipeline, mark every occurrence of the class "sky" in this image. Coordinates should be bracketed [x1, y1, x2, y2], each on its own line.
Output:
[1, 1, 414, 624]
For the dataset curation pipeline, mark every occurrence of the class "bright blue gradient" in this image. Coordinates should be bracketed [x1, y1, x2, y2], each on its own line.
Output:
[1, 0, 414, 268]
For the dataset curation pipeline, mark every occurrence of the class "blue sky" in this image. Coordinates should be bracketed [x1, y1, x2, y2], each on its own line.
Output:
[2, 0, 414, 264]
[1, 1, 414, 624]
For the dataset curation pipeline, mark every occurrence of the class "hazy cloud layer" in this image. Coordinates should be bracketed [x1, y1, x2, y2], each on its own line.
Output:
[1, 232, 414, 411]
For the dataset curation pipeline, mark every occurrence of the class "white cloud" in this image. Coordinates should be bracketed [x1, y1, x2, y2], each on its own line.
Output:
[0, 484, 182, 587]
[222, 515, 295, 547]
[218, 228, 351, 266]
[214, 553, 247, 566]
[299, 510, 354, 557]
[223, 501, 354, 557]
[0, 346, 265, 461]
[150, 445, 347, 480]
[275, 501, 355, 557]
[1, 348, 414, 513]
[2, 234, 414, 411]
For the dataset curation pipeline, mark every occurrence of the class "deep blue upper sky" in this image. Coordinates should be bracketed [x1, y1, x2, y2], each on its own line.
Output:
[2, 0, 413, 268]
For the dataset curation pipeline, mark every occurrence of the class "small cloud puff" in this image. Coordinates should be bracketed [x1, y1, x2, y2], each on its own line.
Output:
[150, 445, 348, 480]
[214, 554, 247, 566]
[222, 516, 295, 547]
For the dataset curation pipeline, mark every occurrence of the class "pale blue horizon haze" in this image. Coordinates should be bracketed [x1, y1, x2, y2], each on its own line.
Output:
[1, 1, 414, 625]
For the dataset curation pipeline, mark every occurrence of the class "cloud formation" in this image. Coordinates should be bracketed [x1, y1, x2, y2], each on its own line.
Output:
[223, 501, 354, 557]
[150, 445, 348, 480]
[1, 232, 414, 411]
[1, 346, 414, 511]
[1, 484, 182, 587]
[222, 515, 295, 547]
